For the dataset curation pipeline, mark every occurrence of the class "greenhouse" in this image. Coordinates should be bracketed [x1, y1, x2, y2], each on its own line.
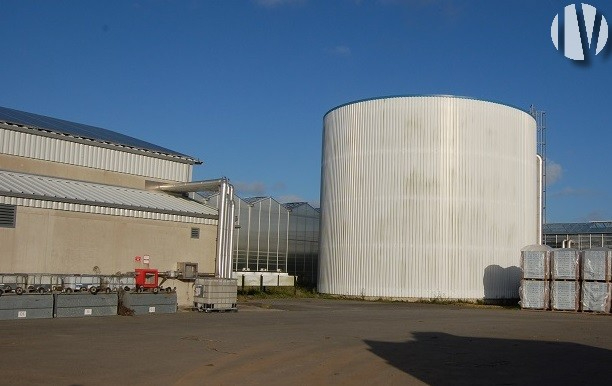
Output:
[198, 194, 319, 286]
[543, 222, 612, 249]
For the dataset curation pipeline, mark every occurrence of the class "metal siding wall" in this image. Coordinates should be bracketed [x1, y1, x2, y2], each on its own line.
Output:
[0, 128, 191, 182]
[319, 96, 537, 300]
[0, 195, 216, 225]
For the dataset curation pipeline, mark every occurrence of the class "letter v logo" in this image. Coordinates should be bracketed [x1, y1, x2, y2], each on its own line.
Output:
[551, 3, 609, 61]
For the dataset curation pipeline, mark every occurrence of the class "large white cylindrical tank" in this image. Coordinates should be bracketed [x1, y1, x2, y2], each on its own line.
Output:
[319, 96, 537, 300]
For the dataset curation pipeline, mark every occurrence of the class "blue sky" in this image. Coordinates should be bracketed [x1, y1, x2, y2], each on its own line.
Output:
[1, 0, 610, 223]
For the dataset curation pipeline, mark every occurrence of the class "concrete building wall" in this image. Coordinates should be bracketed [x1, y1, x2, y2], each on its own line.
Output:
[0, 206, 217, 306]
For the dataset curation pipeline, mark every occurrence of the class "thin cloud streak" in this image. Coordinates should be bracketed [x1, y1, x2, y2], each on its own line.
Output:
[253, 0, 306, 8]
[327, 45, 352, 57]
[546, 160, 563, 185]
[550, 187, 600, 198]
[234, 181, 267, 196]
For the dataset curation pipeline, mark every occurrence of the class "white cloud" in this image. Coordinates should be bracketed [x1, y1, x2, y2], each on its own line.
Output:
[277, 194, 305, 203]
[550, 187, 598, 198]
[546, 160, 562, 185]
[234, 181, 267, 196]
[328, 45, 352, 57]
[580, 210, 611, 222]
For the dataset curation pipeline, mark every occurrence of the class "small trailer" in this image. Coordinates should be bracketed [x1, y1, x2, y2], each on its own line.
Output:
[26, 274, 63, 293]
[0, 274, 28, 295]
[99, 275, 136, 292]
[62, 275, 101, 294]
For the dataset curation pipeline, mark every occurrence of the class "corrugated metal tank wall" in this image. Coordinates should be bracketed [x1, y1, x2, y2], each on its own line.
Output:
[318, 96, 537, 300]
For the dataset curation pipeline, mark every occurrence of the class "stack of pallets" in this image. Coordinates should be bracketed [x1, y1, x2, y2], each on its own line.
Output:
[520, 246, 611, 313]
[580, 248, 611, 313]
[519, 245, 551, 310]
[550, 248, 580, 312]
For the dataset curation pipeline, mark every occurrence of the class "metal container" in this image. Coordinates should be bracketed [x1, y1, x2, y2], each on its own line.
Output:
[0, 293, 54, 320]
[121, 292, 177, 315]
[53, 293, 118, 318]
[194, 277, 237, 312]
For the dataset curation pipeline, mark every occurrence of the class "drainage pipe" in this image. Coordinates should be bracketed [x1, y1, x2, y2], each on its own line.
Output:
[216, 181, 228, 278]
[155, 178, 235, 279]
[536, 155, 543, 245]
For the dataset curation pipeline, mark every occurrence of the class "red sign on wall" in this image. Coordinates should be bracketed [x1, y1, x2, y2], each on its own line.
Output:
[135, 256, 142, 262]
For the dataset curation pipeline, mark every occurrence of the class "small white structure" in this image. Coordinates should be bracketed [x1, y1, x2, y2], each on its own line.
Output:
[319, 95, 538, 300]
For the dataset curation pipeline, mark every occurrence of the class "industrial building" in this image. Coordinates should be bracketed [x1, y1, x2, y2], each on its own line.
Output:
[319, 95, 538, 301]
[0, 106, 233, 307]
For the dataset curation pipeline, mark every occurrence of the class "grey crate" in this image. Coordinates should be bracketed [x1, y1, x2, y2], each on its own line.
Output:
[194, 278, 237, 312]
[551, 249, 580, 280]
[0, 293, 54, 320]
[581, 249, 611, 281]
[581, 282, 611, 313]
[550, 281, 580, 311]
[521, 251, 550, 280]
[53, 293, 118, 318]
[520, 280, 549, 310]
[121, 292, 177, 315]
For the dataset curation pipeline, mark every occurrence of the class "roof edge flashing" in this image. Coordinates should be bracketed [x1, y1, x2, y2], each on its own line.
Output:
[323, 94, 534, 121]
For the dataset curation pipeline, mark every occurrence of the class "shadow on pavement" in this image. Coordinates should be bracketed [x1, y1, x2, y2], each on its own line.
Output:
[365, 332, 612, 385]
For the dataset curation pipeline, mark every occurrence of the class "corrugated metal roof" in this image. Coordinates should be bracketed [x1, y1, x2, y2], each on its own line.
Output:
[543, 222, 612, 235]
[0, 170, 217, 218]
[0, 106, 198, 162]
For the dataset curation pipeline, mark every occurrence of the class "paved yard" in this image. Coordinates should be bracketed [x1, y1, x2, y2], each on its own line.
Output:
[0, 298, 610, 385]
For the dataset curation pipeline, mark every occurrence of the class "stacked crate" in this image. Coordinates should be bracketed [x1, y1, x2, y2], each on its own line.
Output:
[520, 245, 551, 310]
[580, 248, 611, 313]
[550, 248, 580, 311]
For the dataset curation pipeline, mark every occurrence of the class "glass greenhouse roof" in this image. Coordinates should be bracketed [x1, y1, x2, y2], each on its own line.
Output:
[543, 222, 612, 234]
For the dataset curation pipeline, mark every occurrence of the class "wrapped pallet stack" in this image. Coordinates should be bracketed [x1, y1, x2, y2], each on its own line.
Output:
[580, 248, 611, 313]
[550, 248, 580, 311]
[520, 245, 552, 310]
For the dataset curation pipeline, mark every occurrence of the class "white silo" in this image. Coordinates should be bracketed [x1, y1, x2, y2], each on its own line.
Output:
[318, 95, 537, 300]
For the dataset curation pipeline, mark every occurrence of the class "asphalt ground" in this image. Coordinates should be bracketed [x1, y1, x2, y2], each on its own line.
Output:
[0, 298, 610, 386]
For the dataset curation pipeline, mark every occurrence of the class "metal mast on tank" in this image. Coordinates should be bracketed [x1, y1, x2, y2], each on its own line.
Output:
[531, 106, 547, 241]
